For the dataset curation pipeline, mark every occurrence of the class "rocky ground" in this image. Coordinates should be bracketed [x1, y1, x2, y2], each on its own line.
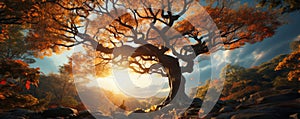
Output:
[0, 87, 299, 119]
[181, 87, 300, 119]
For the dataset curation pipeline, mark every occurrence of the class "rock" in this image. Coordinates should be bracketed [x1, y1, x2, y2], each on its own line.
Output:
[274, 86, 293, 90]
[211, 103, 223, 113]
[219, 106, 234, 113]
[0, 115, 26, 119]
[242, 96, 247, 102]
[235, 103, 252, 110]
[223, 100, 237, 105]
[231, 112, 284, 119]
[42, 107, 78, 118]
[160, 113, 173, 119]
[0, 109, 33, 119]
[133, 108, 147, 113]
[127, 109, 152, 119]
[256, 92, 299, 104]
[159, 104, 175, 112]
[248, 89, 275, 102]
[212, 112, 237, 119]
[76, 111, 112, 119]
[27, 112, 43, 119]
[92, 112, 112, 119]
[216, 100, 225, 106]
[185, 107, 200, 115]
[192, 98, 202, 103]
[290, 113, 300, 119]
[111, 112, 128, 119]
[238, 96, 250, 102]
[203, 113, 218, 119]
[278, 88, 295, 94]
[76, 110, 102, 119]
[127, 112, 152, 119]
[190, 98, 202, 108]
[77, 110, 93, 118]
[8, 109, 33, 115]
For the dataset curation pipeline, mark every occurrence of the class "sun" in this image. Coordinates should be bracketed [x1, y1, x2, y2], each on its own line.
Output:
[94, 68, 169, 98]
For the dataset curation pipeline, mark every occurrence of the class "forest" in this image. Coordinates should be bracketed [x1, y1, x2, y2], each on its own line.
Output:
[0, 0, 299, 118]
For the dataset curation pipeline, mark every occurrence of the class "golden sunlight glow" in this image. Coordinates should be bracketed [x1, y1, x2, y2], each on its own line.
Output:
[94, 69, 169, 98]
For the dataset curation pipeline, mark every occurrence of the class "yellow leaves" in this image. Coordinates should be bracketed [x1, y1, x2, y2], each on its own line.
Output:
[247, 24, 257, 31]
[173, 20, 195, 36]
[276, 50, 300, 70]
[206, 5, 281, 50]
[287, 70, 300, 81]
[52, 45, 66, 54]
[276, 49, 300, 82]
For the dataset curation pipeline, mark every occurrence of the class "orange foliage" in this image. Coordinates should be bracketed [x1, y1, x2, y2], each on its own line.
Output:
[276, 49, 300, 81]
[205, 5, 281, 50]
[25, 80, 31, 90]
[220, 85, 261, 101]
[0, 59, 40, 90]
[0, 79, 6, 85]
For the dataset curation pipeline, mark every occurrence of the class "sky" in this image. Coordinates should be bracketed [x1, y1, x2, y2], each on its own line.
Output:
[191, 12, 300, 83]
[29, 10, 300, 98]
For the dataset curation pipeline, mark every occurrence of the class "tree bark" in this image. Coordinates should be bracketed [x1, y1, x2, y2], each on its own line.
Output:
[158, 54, 190, 107]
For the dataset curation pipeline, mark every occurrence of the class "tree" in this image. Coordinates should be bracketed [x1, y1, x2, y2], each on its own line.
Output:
[0, 25, 40, 91]
[34, 62, 79, 108]
[0, 25, 36, 63]
[0, 21, 41, 112]
[257, 0, 300, 14]
[2, 0, 282, 110]
[257, 54, 287, 80]
[194, 80, 210, 100]
[220, 64, 246, 82]
[1, 0, 94, 58]
[275, 41, 300, 82]
[0, 59, 40, 111]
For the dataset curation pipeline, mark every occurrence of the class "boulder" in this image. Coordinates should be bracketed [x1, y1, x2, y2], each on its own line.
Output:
[0, 109, 34, 119]
[290, 113, 300, 119]
[76, 111, 112, 119]
[219, 106, 234, 113]
[160, 113, 173, 119]
[77, 110, 93, 118]
[231, 112, 284, 119]
[185, 107, 200, 115]
[111, 112, 128, 119]
[235, 103, 251, 110]
[127, 109, 152, 119]
[159, 104, 175, 113]
[127, 112, 152, 119]
[190, 98, 202, 108]
[256, 92, 299, 104]
[274, 86, 293, 90]
[223, 100, 237, 105]
[92, 113, 112, 119]
[212, 112, 237, 119]
[42, 107, 78, 118]
[248, 89, 277, 102]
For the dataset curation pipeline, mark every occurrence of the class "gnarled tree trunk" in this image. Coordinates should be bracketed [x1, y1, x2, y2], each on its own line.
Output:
[158, 54, 191, 108]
